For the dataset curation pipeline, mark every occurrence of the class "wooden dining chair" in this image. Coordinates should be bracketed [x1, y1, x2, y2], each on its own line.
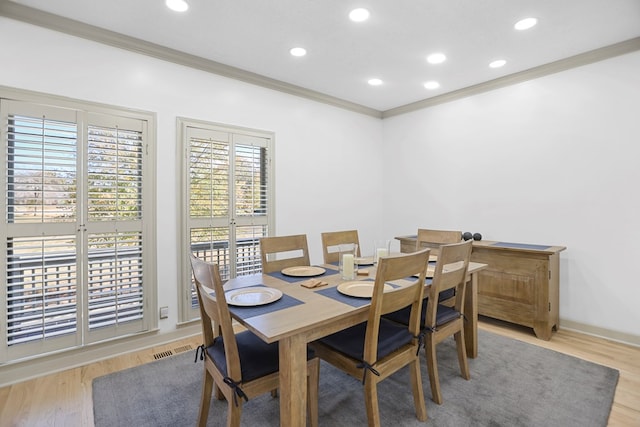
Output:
[320, 229, 361, 264]
[189, 255, 320, 427]
[259, 234, 311, 273]
[415, 228, 462, 256]
[311, 249, 431, 426]
[415, 228, 462, 304]
[385, 239, 473, 404]
[423, 239, 472, 404]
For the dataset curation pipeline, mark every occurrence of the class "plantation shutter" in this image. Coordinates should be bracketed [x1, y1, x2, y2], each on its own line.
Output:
[1, 98, 154, 363]
[2, 101, 81, 359]
[181, 121, 273, 321]
[85, 113, 147, 343]
[233, 134, 270, 275]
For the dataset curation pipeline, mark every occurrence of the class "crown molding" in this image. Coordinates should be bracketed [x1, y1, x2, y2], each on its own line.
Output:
[2, 1, 638, 120]
[382, 37, 640, 118]
[0, 0, 382, 118]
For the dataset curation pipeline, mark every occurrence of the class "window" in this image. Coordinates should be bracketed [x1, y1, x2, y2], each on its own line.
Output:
[1, 94, 156, 363]
[179, 119, 273, 322]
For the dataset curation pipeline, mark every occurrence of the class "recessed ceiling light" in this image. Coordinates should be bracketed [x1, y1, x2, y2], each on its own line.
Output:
[514, 17, 537, 30]
[166, 0, 188, 12]
[427, 52, 447, 64]
[368, 78, 383, 86]
[489, 59, 507, 68]
[349, 8, 370, 22]
[290, 47, 307, 57]
[424, 81, 440, 90]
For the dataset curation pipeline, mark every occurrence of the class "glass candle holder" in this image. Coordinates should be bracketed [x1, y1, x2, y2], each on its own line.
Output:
[373, 239, 390, 265]
[339, 243, 358, 280]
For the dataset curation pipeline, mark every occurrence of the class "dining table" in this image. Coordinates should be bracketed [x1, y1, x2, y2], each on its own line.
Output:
[221, 257, 487, 427]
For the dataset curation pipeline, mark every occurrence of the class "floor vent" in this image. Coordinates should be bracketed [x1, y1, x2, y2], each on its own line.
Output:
[174, 345, 193, 354]
[153, 350, 174, 360]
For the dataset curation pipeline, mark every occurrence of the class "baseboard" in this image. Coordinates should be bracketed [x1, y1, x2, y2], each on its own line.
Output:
[0, 323, 201, 387]
[561, 319, 640, 347]
[4, 318, 636, 387]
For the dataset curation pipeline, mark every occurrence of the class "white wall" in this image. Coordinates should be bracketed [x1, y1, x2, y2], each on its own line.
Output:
[0, 18, 383, 335]
[381, 51, 640, 339]
[1, 17, 639, 347]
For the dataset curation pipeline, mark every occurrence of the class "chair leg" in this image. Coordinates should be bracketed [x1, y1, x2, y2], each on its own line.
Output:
[307, 358, 320, 427]
[425, 335, 443, 405]
[227, 397, 242, 427]
[455, 329, 470, 380]
[198, 370, 214, 427]
[215, 383, 224, 400]
[409, 357, 428, 421]
[364, 377, 381, 427]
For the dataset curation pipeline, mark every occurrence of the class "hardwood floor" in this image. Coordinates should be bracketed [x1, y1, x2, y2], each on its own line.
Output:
[1, 319, 638, 427]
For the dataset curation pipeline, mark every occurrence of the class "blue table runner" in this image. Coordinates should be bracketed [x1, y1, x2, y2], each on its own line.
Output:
[492, 242, 552, 251]
[227, 287, 305, 319]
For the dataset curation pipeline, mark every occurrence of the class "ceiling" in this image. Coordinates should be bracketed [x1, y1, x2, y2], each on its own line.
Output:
[3, 0, 640, 114]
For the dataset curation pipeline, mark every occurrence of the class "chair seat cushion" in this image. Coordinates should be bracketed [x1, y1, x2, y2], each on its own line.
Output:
[382, 305, 412, 326]
[434, 304, 462, 326]
[384, 302, 462, 330]
[318, 318, 413, 362]
[438, 288, 455, 301]
[206, 330, 314, 383]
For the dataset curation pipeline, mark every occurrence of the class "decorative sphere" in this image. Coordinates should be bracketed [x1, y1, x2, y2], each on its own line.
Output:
[473, 233, 482, 241]
[462, 232, 473, 241]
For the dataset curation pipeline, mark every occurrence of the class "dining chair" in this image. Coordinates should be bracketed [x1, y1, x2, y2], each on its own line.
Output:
[259, 234, 311, 273]
[416, 228, 462, 303]
[311, 249, 431, 426]
[189, 254, 320, 427]
[320, 229, 361, 264]
[385, 239, 473, 404]
[415, 228, 462, 256]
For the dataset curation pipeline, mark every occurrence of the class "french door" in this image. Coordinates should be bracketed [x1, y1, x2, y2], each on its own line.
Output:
[1, 97, 155, 363]
[179, 119, 273, 322]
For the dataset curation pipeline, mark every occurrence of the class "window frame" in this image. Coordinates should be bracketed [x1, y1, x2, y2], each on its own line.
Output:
[177, 117, 275, 323]
[0, 86, 157, 363]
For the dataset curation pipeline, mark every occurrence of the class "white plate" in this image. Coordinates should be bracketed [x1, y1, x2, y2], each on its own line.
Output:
[225, 287, 283, 306]
[411, 266, 436, 279]
[355, 256, 374, 266]
[281, 266, 326, 277]
[337, 281, 393, 298]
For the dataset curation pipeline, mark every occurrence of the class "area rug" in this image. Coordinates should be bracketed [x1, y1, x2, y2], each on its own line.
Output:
[92, 330, 619, 426]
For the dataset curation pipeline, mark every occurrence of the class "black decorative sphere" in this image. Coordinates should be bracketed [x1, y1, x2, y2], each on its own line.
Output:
[473, 232, 482, 241]
[462, 232, 473, 241]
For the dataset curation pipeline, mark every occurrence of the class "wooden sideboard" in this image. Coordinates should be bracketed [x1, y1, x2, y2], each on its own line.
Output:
[396, 235, 566, 340]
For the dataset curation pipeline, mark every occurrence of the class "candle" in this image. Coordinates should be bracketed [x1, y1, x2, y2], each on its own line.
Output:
[375, 248, 388, 263]
[342, 253, 354, 279]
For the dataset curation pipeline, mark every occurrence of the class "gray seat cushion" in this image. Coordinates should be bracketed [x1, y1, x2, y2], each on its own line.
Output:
[318, 318, 413, 362]
[384, 302, 461, 330]
[206, 330, 314, 382]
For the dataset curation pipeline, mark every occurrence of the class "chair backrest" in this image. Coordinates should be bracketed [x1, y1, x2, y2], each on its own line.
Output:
[259, 234, 311, 273]
[189, 254, 242, 380]
[423, 240, 473, 327]
[363, 249, 431, 363]
[415, 228, 462, 254]
[320, 230, 361, 264]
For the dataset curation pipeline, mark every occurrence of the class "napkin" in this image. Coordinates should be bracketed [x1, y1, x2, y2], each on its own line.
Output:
[300, 278, 328, 288]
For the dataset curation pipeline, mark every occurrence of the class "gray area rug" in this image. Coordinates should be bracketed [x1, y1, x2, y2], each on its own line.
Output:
[93, 330, 619, 426]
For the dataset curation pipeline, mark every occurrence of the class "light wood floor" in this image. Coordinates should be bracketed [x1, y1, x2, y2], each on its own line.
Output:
[1, 318, 639, 427]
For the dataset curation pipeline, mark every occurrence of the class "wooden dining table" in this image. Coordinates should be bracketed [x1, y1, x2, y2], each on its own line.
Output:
[222, 258, 487, 427]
